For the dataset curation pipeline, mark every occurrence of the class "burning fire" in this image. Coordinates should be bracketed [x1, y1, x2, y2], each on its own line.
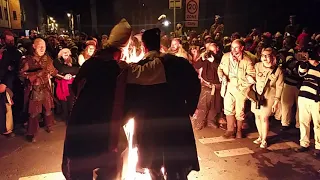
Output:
[122, 118, 151, 180]
[120, 35, 145, 63]
[122, 118, 167, 180]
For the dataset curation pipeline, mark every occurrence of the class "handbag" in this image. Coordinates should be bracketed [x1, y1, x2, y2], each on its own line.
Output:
[246, 66, 278, 109]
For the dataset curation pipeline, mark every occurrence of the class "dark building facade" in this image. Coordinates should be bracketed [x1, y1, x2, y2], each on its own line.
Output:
[75, 0, 320, 36]
[20, 0, 46, 33]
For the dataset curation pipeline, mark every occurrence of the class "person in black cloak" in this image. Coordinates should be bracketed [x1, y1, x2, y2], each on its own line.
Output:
[61, 45, 122, 179]
[61, 18, 134, 179]
[123, 28, 201, 179]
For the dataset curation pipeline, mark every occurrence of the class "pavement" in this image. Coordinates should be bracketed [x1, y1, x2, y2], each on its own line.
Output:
[0, 119, 320, 180]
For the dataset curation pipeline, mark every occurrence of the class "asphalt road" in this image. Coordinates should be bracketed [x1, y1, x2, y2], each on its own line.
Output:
[0, 119, 320, 180]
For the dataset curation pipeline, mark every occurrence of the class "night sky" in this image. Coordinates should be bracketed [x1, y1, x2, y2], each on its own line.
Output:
[40, 0, 89, 28]
[40, 0, 83, 18]
[40, 0, 320, 34]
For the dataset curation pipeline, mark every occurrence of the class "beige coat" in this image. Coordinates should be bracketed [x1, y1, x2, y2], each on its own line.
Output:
[217, 52, 256, 94]
[254, 62, 284, 101]
[250, 62, 284, 116]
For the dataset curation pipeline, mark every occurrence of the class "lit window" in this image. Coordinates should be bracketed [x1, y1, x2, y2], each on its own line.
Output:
[4, 8, 8, 20]
[13, 11, 17, 20]
[0, 7, 2, 19]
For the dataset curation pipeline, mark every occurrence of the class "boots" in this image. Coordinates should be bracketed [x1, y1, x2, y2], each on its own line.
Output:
[27, 116, 39, 136]
[44, 114, 54, 133]
[223, 115, 236, 139]
[236, 120, 243, 139]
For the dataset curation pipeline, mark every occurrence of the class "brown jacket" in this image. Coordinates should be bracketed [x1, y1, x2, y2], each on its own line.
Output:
[217, 52, 256, 93]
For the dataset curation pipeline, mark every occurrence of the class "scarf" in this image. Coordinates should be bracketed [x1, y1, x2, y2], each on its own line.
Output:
[55, 78, 74, 101]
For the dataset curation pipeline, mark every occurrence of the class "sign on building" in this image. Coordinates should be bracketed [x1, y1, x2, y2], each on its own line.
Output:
[185, 0, 199, 27]
[169, 0, 182, 9]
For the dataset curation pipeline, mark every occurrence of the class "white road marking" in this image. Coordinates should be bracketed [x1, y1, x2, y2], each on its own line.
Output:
[267, 141, 300, 151]
[214, 147, 254, 158]
[199, 136, 235, 144]
[247, 131, 277, 139]
[19, 172, 65, 180]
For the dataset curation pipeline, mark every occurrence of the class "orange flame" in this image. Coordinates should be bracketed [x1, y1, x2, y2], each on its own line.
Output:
[120, 36, 145, 63]
[122, 118, 152, 180]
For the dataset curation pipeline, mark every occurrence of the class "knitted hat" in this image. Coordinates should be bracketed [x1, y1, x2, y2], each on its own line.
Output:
[106, 18, 132, 48]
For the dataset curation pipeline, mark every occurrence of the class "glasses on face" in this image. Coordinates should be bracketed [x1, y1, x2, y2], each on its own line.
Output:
[231, 46, 240, 51]
[261, 54, 272, 59]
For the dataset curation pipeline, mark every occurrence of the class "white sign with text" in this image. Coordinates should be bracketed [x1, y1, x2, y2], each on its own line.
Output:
[185, 0, 199, 21]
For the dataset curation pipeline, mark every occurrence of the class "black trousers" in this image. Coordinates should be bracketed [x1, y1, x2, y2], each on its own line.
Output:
[59, 90, 75, 121]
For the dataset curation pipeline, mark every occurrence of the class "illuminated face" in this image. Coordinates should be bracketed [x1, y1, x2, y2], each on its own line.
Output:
[170, 40, 180, 51]
[207, 43, 217, 54]
[231, 41, 244, 57]
[87, 45, 96, 56]
[62, 50, 70, 60]
[191, 48, 198, 55]
[5, 35, 14, 46]
[191, 38, 197, 45]
[66, 38, 72, 44]
[31, 32, 37, 37]
[33, 39, 46, 56]
[215, 33, 221, 40]
[261, 50, 274, 68]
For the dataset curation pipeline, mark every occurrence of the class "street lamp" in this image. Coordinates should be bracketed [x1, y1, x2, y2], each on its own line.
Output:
[163, 20, 170, 27]
[67, 12, 74, 37]
[49, 17, 53, 21]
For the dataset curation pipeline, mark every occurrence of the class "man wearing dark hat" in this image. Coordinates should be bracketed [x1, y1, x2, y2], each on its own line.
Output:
[285, 15, 300, 38]
[123, 28, 201, 179]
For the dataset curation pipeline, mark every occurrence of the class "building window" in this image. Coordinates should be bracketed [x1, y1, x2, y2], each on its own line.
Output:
[13, 11, 17, 20]
[0, 7, 2, 19]
[4, 7, 8, 20]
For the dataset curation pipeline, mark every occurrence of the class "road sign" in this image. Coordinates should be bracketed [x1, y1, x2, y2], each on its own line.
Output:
[169, 0, 182, 9]
[185, 0, 199, 27]
[185, 0, 199, 21]
[185, 21, 198, 27]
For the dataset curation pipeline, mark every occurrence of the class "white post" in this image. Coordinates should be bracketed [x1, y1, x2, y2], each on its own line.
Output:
[71, 14, 75, 36]
[90, 0, 98, 34]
